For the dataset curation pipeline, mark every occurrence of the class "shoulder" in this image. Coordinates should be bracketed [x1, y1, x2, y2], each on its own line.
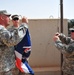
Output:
[7, 26, 18, 32]
[0, 25, 7, 31]
[20, 23, 28, 29]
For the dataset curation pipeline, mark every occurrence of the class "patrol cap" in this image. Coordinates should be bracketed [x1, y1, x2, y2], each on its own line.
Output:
[11, 15, 19, 20]
[0, 10, 11, 16]
[69, 27, 74, 32]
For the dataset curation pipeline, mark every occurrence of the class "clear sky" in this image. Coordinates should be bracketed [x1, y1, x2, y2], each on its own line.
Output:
[0, 0, 74, 19]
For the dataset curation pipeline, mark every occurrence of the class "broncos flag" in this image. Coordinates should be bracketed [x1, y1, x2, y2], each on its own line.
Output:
[14, 29, 34, 75]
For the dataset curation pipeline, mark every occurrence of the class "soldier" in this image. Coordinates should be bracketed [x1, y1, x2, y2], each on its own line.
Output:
[0, 10, 27, 75]
[53, 29, 74, 75]
[11, 15, 34, 75]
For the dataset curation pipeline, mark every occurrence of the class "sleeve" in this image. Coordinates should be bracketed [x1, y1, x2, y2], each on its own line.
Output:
[0, 25, 26, 47]
[55, 40, 67, 54]
[18, 23, 28, 38]
[54, 33, 74, 54]
[20, 23, 28, 29]
[65, 40, 74, 53]
[0, 27, 20, 46]
[59, 33, 71, 44]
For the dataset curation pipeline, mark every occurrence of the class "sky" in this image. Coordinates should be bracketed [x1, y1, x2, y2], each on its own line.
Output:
[0, 0, 74, 19]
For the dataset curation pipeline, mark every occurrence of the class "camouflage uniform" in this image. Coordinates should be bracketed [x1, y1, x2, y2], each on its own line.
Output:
[55, 33, 74, 75]
[0, 24, 27, 75]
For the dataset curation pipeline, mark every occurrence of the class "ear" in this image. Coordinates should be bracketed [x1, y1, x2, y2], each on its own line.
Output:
[1, 15, 4, 20]
[1, 17, 4, 20]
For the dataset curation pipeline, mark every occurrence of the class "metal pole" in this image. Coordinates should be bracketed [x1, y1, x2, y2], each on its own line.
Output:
[60, 0, 63, 75]
[60, 0, 63, 33]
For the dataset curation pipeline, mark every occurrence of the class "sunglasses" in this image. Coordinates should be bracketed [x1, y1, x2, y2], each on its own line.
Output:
[13, 18, 19, 21]
[71, 30, 74, 32]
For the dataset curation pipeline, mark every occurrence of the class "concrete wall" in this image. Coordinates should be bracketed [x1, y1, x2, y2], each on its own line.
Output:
[27, 19, 68, 68]
[10, 19, 68, 68]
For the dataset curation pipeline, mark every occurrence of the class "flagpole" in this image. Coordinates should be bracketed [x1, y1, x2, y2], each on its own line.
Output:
[60, 0, 63, 75]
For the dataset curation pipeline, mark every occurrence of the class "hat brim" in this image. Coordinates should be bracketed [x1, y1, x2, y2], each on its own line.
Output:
[69, 28, 74, 33]
[13, 17, 19, 19]
[12, 16, 19, 20]
[4, 13, 11, 16]
[69, 28, 74, 30]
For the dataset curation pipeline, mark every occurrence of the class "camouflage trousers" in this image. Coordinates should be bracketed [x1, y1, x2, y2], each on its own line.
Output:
[0, 67, 19, 75]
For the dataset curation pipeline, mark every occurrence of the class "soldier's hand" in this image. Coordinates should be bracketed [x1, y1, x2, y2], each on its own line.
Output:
[55, 32, 60, 36]
[53, 36, 59, 41]
[53, 33, 60, 42]
[22, 16, 28, 23]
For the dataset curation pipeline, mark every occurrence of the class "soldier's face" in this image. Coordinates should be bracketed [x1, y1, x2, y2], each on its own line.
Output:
[71, 32, 74, 39]
[2, 15, 10, 27]
[12, 18, 19, 27]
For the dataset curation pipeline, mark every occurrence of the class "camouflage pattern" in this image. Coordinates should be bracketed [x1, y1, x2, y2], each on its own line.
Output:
[0, 24, 27, 75]
[55, 33, 74, 75]
[0, 67, 19, 75]
[8, 23, 28, 42]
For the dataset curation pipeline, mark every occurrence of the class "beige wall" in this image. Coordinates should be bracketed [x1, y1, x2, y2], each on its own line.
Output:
[10, 19, 68, 68]
[27, 19, 68, 67]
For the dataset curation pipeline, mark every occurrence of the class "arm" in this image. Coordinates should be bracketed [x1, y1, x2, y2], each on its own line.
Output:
[18, 16, 29, 38]
[54, 33, 74, 54]
[5, 16, 28, 46]
[58, 33, 71, 44]
[0, 25, 24, 46]
[21, 16, 28, 28]
[53, 34, 67, 54]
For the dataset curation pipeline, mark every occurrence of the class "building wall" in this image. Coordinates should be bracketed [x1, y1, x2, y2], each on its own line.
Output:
[28, 19, 68, 67]
[10, 19, 68, 68]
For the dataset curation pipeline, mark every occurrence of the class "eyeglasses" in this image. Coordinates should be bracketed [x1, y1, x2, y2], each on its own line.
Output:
[13, 18, 19, 21]
[71, 30, 74, 32]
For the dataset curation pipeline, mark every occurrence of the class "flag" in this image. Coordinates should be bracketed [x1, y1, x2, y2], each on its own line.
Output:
[14, 29, 34, 75]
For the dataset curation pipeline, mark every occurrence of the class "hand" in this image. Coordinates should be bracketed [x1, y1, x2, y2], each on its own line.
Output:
[53, 36, 60, 41]
[55, 32, 60, 36]
[22, 16, 28, 23]
[53, 33, 60, 41]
